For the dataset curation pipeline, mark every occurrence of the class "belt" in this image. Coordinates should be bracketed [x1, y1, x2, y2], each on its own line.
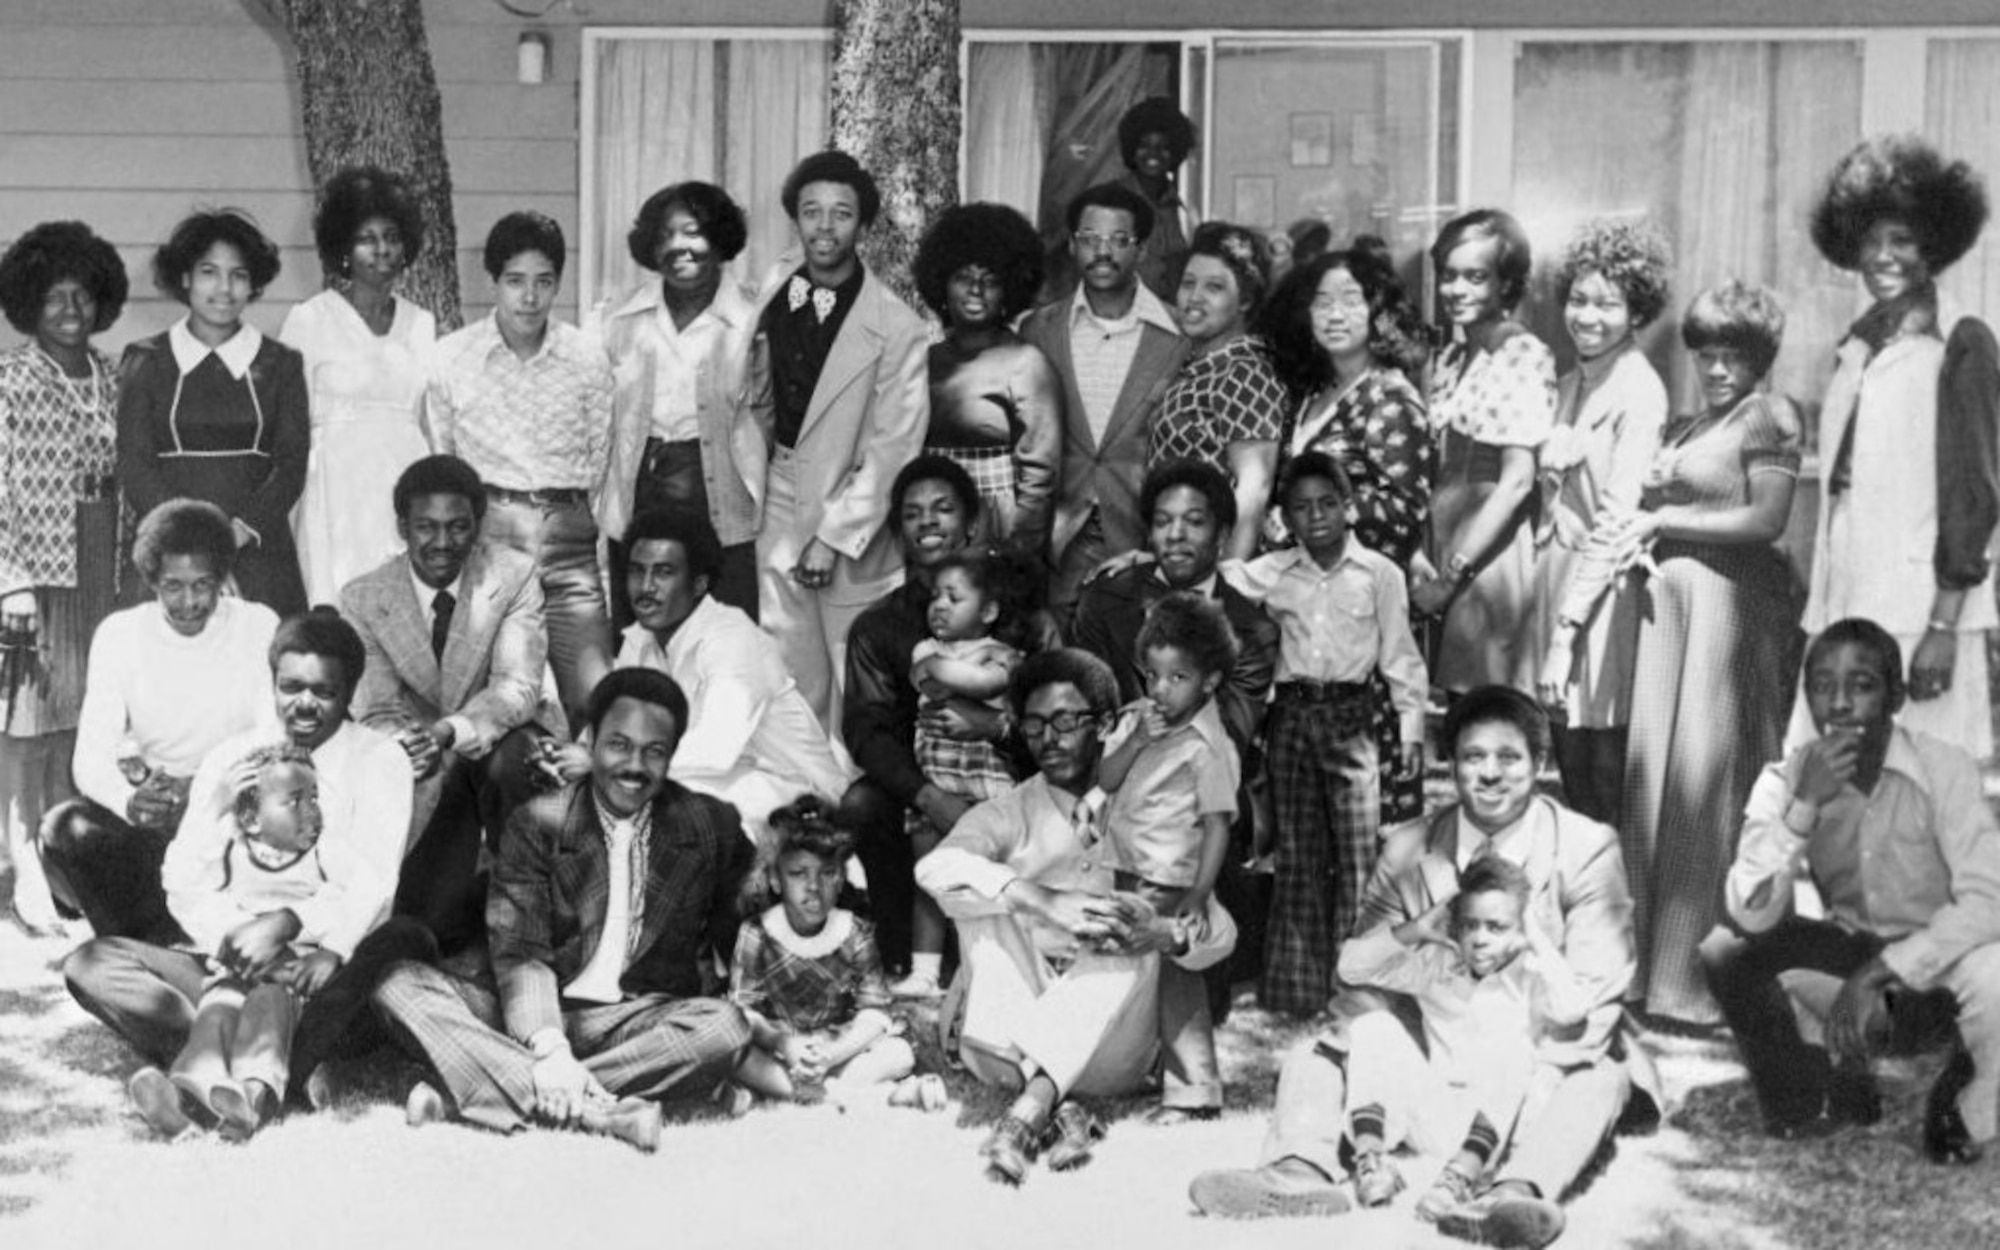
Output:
[486, 484, 587, 506]
[1274, 679, 1371, 705]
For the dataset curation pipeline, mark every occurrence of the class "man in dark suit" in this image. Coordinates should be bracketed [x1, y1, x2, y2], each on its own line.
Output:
[371, 667, 753, 1152]
[341, 454, 551, 952]
[1020, 181, 1189, 616]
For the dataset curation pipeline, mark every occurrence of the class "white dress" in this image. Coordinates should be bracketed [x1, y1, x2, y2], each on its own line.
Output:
[281, 290, 436, 605]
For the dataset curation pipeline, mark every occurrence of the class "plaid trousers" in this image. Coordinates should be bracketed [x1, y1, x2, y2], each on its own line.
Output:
[372, 959, 751, 1133]
[1261, 692, 1379, 1015]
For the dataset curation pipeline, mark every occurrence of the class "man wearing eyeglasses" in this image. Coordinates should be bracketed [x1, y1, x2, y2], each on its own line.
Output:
[1021, 183, 1189, 616]
[916, 648, 1233, 1186]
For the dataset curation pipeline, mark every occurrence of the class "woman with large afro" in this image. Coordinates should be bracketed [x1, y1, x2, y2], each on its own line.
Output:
[1115, 96, 1198, 302]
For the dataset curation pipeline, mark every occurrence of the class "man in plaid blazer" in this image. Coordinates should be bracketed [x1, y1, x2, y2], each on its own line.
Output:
[371, 667, 753, 1149]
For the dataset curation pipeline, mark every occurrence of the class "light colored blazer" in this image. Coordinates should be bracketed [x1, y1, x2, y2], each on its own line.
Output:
[1019, 298, 1188, 562]
[746, 265, 930, 603]
[341, 541, 554, 842]
[590, 280, 764, 549]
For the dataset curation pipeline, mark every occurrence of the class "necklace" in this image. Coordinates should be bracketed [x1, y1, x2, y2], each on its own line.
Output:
[37, 346, 108, 415]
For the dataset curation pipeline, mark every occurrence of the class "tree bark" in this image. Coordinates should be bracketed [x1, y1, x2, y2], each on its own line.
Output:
[829, 0, 961, 306]
[257, 0, 463, 330]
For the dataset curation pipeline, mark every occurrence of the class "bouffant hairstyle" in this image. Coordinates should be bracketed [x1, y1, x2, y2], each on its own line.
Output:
[912, 202, 1046, 323]
[1009, 647, 1121, 720]
[1182, 221, 1271, 317]
[1555, 217, 1674, 329]
[1136, 591, 1239, 680]
[1681, 280, 1786, 381]
[1260, 239, 1431, 392]
[152, 209, 282, 304]
[230, 741, 317, 830]
[1117, 97, 1196, 169]
[1804, 617, 1907, 716]
[1064, 182, 1156, 246]
[1441, 684, 1552, 766]
[132, 498, 237, 586]
[1277, 449, 1354, 507]
[1430, 208, 1533, 314]
[1140, 458, 1238, 536]
[0, 220, 129, 336]
[891, 453, 982, 525]
[270, 606, 368, 701]
[483, 211, 565, 279]
[393, 454, 487, 523]
[623, 507, 724, 588]
[314, 165, 425, 278]
[626, 181, 748, 271]
[781, 150, 881, 227]
[1810, 134, 1989, 276]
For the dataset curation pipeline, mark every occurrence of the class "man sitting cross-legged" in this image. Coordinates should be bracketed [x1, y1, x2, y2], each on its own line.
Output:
[370, 668, 754, 1152]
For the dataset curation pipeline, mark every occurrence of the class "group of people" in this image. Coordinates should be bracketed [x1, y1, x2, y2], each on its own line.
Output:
[2, 87, 1999, 1247]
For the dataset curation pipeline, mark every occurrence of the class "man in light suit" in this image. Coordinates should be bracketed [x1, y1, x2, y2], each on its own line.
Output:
[750, 149, 929, 730]
[1020, 182, 1189, 616]
[341, 454, 552, 953]
[371, 667, 753, 1152]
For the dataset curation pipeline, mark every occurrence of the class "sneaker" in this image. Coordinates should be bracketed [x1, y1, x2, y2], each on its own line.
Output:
[1188, 1164, 1353, 1219]
[1437, 1187, 1567, 1249]
[1416, 1165, 1480, 1223]
[1352, 1149, 1406, 1208]
[888, 970, 943, 1000]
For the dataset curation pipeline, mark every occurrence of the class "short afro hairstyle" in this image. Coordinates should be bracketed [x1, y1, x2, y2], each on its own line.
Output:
[270, 606, 368, 701]
[781, 150, 881, 228]
[626, 181, 748, 271]
[0, 220, 129, 337]
[1804, 617, 1907, 717]
[1259, 238, 1431, 390]
[1430, 208, 1533, 315]
[394, 454, 487, 523]
[484, 211, 566, 279]
[1681, 280, 1786, 381]
[584, 666, 691, 750]
[623, 507, 724, 588]
[1117, 97, 1197, 170]
[152, 209, 281, 304]
[1811, 134, 1989, 276]
[1140, 458, 1237, 536]
[912, 202, 1045, 323]
[1277, 449, 1354, 507]
[1065, 182, 1156, 246]
[314, 165, 425, 278]
[892, 453, 982, 525]
[132, 498, 237, 586]
[1555, 217, 1674, 329]
[1009, 647, 1121, 720]
[1441, 684, 1552, 767]
[1136, 590, 1239, 680]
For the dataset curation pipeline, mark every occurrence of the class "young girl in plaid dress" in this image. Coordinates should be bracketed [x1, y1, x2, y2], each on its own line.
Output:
[729, 797, 946, 1112]
[895, 552, 1028, 998]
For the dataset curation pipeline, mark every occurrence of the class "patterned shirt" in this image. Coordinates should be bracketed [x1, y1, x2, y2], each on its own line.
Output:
[0, 344, 117, 594]
[1149, 334, 1286, 470]
[729, 905, 891, 1032]
[1276, 364, 1432, 566]
[427, 313, 614, 492]
[1068, 283, 1179, 446]
[1430, 331, 1557, 448]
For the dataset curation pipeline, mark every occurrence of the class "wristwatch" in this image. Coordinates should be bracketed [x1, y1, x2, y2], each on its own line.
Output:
[1446, 551, 1475, 584]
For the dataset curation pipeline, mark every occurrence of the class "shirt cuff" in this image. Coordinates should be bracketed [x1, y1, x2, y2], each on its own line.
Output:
[445, 715, 481, 755]
[1781, 798, 1819, 838]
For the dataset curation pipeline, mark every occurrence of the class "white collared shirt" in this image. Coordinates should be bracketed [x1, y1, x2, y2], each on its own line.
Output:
[629, 284, 751, 442]
[168, 319, 264, 380]
[565, 794, 655, 1005]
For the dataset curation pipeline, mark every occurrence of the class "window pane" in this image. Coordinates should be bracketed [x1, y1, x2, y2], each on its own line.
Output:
[1927, 38, 2000, 322]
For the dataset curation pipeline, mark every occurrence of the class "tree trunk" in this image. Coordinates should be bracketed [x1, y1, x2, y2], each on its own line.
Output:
[259, 0, 462, 331]
[829, 0, 961, 306]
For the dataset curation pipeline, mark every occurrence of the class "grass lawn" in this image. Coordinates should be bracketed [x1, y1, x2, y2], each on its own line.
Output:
[2, 891, 1996, 1250]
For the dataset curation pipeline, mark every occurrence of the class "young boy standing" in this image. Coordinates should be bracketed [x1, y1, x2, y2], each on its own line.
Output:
[1224, 450, 1428, 1013]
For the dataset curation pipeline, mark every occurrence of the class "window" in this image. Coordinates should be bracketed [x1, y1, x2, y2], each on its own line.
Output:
[1927, 37, 2000, 319]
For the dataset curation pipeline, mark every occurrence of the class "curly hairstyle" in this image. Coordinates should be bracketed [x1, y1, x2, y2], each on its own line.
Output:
[741, 793, 855, 917]
[781, 150, 881, 227]
[1259, 238, 1430, 394]
[230, 741, 317, 830]
[152, 209, 282, 304]
[1681, 280, 1786, 380]
[1118, 97, 1196, 169]
[892, 453, 982, 526]
[1810, 134, 1989, 275]
[132, 498, 237, 586]
[912, 202, 1045, 323]
[1009, 647, 1120, 720]
[625, 181, 748, 271]
[1181, 221, 1272, 316]
[1136, 590, 1239, 680]
[1276, 449, 1354, 507]
[1140, 457, 1238, 536]
[1430, 208, 1532, 315]
[270, 606, 368, 701]
[314, 165, 425, 278]
[1555, 217, 1674, 329]
[483, 211, 565, 279]
[0, 220, 128, 336]
[394, 454, 486, 523]
[1452, 854, 1531, 927]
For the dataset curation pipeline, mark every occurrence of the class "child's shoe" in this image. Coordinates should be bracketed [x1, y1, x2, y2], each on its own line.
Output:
[1415, 1163, 1480, 1222]
[1352, 1148, 1406, 1208]
[888, 969, 942, 1000]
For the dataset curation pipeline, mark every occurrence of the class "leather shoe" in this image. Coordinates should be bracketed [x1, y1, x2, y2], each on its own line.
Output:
[1142, 1104, 1219, 1128]
[1042, 1100, 1106, 1172]
[581, 1095, 662, 1154]
[1924, 1046, 1985, 1166]
[1187, 1163, 1353, 1219]
[980, 1114, 1039, 1186]
[1436, 1186, 1566, 1249]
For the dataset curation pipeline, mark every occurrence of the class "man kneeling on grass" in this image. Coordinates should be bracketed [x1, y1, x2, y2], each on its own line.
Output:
[370, 668, 754, 1152]
[1701, 617, 2000, 1164]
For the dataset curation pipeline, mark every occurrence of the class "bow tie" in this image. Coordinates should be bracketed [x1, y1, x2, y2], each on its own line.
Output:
[788, 275, 839, 324]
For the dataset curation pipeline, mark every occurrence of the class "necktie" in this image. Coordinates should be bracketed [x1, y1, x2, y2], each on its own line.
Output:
[430, 589, 455, 664]
[787, 275, 839, 324]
